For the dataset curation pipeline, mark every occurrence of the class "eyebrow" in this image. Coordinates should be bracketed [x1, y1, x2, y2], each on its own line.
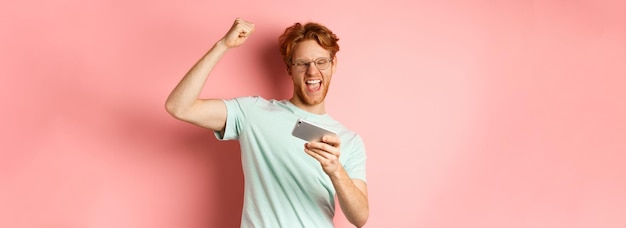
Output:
[292, 57, 331, 61]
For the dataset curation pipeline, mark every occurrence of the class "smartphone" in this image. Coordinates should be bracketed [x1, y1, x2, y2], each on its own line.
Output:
[291, 119, 337, 142]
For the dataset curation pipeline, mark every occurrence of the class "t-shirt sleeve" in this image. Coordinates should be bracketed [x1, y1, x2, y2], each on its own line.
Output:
[214, 96, 256, 141]
[342, 134, 367, 182]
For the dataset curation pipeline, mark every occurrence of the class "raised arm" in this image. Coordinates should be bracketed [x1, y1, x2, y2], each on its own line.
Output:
[165, 18, 255, 131]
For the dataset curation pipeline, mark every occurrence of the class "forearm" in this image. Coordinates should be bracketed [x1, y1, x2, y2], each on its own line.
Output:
[165, 40, 229, 116]
[330, 166, 369, 227]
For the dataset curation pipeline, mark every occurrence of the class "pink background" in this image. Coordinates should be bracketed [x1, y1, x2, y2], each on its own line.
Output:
[1, 0, 625, 227]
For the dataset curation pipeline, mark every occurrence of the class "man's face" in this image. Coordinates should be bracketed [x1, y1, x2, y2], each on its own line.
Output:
[289, 40, 337, 106]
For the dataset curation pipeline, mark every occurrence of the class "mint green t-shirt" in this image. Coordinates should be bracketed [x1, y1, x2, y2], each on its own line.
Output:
[215, 96, 367, 228]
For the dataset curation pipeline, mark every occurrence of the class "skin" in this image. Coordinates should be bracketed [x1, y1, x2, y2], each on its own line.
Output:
[165, 18, 369, 227]
[288, 39, 335, 114]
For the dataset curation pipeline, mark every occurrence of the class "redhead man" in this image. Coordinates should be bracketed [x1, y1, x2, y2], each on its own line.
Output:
[166, 18, 368, 228]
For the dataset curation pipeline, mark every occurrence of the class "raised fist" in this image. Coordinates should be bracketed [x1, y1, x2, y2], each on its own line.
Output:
[221, 18, 255, 48]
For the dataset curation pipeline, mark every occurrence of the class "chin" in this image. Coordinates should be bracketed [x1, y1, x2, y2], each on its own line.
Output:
[305, 99, 324, 106]
[294, 84, 329, 106]
[297, 93, 325, 106]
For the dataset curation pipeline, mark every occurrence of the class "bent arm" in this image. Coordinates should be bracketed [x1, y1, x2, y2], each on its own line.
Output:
[305, 136, 369, 227]
[331, 168, 369, 228]
[165, 41, 230, 131]
[165, 18, 255, 131]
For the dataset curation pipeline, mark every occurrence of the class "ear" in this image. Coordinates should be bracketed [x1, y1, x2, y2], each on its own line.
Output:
[331, 56, 338, 74]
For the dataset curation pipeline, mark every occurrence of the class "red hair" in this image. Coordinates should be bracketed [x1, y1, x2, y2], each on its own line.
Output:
[278, 22, 340, 68]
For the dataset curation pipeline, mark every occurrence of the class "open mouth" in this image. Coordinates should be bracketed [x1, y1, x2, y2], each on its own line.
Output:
[306, 79, 321, 92]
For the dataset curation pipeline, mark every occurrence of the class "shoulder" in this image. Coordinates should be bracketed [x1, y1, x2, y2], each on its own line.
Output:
[224, 96, 276, 108]
[224, 96, 294, 117]
[227, 96, 267, 103]
[324, 118, 365, 148]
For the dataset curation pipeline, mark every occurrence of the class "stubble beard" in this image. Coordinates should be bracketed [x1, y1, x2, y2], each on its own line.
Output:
[297, 82, 330, 106]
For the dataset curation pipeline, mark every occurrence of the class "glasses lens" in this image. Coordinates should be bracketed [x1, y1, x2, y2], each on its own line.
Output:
[292, 58, 332, 72]
[316, 58, 330, 70]
[295, 62, 307, 72]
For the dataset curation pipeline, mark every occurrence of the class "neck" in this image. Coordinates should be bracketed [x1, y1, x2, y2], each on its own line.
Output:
[289, 97, 326, 115]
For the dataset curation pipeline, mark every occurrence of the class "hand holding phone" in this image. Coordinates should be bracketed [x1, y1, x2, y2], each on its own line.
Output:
[291, 119, 337, 142]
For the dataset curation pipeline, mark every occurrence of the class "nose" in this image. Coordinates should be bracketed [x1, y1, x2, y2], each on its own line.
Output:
[305, 62, 319, 75]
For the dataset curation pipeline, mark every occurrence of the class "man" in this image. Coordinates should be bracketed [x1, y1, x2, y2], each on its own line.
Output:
[165, 18, 368, 228]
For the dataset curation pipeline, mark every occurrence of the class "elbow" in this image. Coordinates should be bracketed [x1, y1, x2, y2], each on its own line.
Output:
[164, 101, 177, 116]
[351, 210, 369, 228]
[164, 101, 186, 120]
[356, 216, 368, 228]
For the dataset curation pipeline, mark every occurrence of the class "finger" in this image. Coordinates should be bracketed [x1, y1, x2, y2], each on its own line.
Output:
[235, 18, 255, 35]
[241, 20, 255, 31]
[321, 135, 341, 147]
[305, 142, 339, 158]
[304, 147, 320, 158]
[307, 141, 339, 154]
[304, 147, 335, 161]
[304, 147, 325, 162]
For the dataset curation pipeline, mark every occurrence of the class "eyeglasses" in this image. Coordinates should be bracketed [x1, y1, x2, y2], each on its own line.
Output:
[291, 57, 333, 73]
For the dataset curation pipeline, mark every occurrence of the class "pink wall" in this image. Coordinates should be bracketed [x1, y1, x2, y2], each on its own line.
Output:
[1, 0, 625, 227]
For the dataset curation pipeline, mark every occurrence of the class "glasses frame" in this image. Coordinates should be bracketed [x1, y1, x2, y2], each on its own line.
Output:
[290, 57, 334, 73]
